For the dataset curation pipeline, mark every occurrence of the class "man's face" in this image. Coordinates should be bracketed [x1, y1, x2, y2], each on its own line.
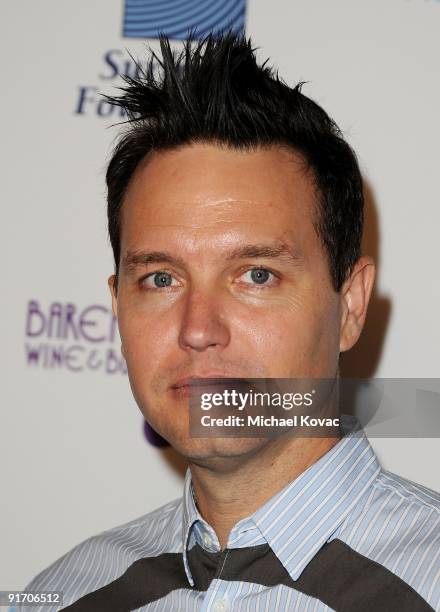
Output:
[109, 143, 345, 460]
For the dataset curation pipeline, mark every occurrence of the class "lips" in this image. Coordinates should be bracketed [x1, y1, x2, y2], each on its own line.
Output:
[171, 375, 237, 390]
[170, 376, 237, 399]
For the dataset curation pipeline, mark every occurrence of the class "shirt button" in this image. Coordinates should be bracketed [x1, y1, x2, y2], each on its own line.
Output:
[212, 599, 229, 612]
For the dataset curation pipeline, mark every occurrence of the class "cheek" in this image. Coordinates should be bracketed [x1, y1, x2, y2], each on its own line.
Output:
[231, 305, 304, 372]
[233, 293, 340, 376]
[118, 307, 176, 373]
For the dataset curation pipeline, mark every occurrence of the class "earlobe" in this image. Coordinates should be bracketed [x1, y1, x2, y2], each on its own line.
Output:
[339, 256, 375, 353]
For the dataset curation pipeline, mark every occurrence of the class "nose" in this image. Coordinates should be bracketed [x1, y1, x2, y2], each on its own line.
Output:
[178, 288, 231, 353]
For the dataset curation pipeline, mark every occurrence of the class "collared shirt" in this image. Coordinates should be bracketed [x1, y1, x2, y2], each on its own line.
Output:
[20, 416, 440, 611]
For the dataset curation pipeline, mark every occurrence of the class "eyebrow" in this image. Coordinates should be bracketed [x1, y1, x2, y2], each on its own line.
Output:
[121, 250, 186, 274]
[121, 241, 303, 274]
[225, 242, 303, 264]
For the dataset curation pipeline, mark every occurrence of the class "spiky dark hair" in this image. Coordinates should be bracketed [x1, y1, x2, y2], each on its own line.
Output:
[105, 31, 363, 291]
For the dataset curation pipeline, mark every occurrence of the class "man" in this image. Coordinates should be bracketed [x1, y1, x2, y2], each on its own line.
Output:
[22, 32, 439, 611]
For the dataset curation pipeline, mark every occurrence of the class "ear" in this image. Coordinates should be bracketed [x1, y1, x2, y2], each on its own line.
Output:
[339, 256, 375, 352]
[108, 274, 125, 359]
[107, 274, 118, 318]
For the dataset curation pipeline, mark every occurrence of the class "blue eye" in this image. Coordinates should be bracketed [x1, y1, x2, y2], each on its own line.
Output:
[250, 268, 270, 284]
[240, 268, 275, 286]
[154, 272, 173, 287]
[142, 271, 176, 288]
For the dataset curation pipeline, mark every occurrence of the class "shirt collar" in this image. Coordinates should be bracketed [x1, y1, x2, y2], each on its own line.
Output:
[181, 415, 381, 585]
[182, 466, 204, 586]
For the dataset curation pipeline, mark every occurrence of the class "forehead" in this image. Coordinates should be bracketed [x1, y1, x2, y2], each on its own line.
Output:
[120, 143, 319, 257]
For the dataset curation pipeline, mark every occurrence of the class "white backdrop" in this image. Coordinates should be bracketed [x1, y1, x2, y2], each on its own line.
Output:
[1, 0, 439, 591]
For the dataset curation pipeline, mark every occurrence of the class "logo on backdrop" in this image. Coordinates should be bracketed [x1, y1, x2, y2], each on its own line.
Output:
[122, 0, 245, 39]
[25, 300, 127, 375]
[74, 0, 246, 118]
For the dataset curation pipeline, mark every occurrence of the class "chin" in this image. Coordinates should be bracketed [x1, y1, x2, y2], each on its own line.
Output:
[140, 399, 269, 462]
[167, 433, 270, 465]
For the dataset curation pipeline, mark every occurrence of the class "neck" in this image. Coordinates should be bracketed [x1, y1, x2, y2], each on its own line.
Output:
[189, 435, 339, 549]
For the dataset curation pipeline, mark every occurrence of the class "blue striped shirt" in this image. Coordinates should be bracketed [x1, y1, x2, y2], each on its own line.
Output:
[20, 416, 440, 611]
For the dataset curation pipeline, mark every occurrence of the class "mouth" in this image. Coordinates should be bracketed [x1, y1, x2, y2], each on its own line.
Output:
[170, 375, 249, 398]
